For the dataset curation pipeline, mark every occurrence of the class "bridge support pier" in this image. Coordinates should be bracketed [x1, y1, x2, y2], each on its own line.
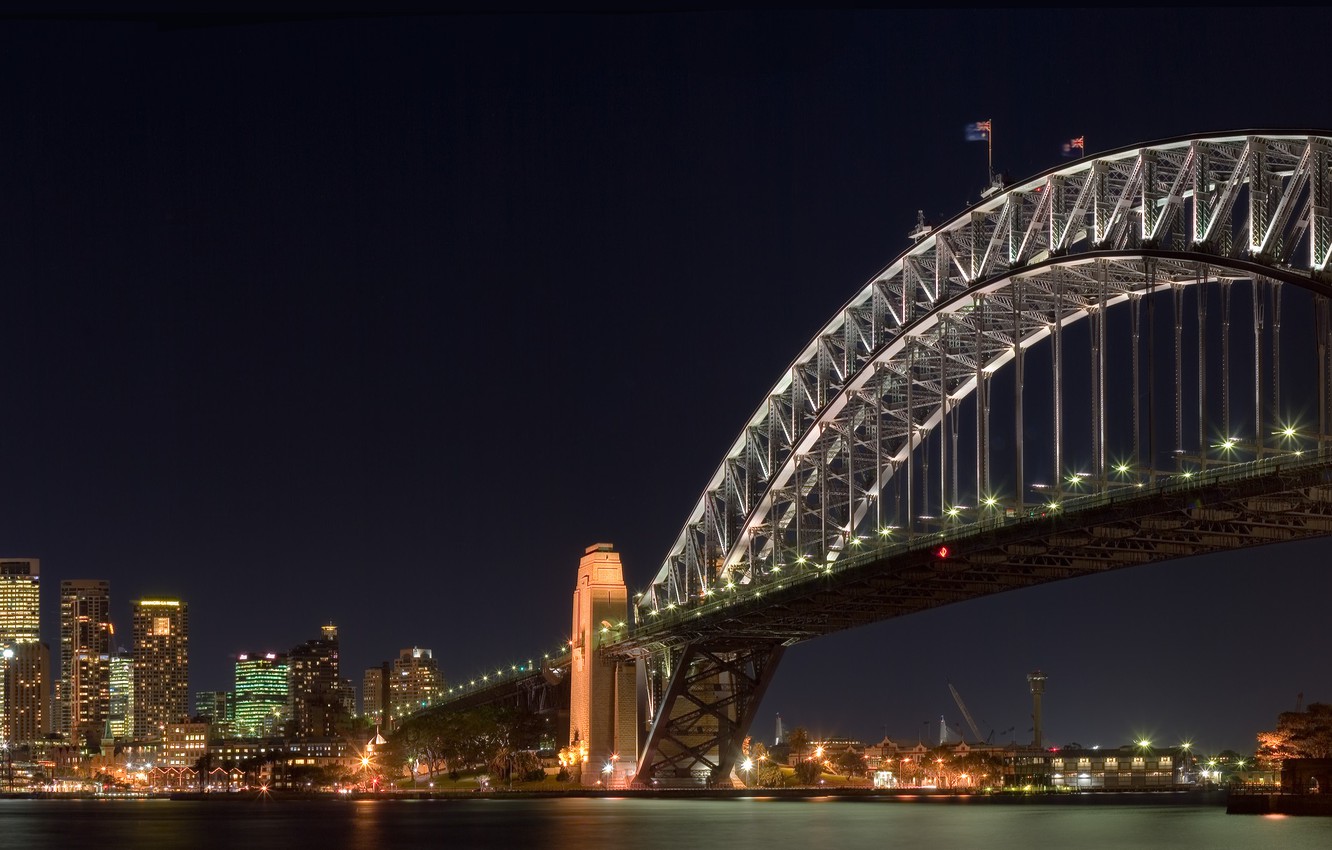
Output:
[569, 543, 637, 786]
[634, 640, 785, 788]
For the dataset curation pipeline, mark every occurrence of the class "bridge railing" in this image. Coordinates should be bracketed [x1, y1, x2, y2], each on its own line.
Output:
[434, 447, 1330, 687]
[627, 447, 1332, 638]
[432, 651, 573, 709]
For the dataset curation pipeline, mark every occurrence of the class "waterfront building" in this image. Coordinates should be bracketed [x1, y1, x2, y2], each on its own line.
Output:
[107, 649, 133, 740]
[131, 597, 189, 740]
[1007, 744, 1191, 788]
[59, 579, 113, 747]
[163, 720, 210, 769]
[390, 647, 443, 724]
[234, 652, 288, 738]
[288, 624, 341, 738]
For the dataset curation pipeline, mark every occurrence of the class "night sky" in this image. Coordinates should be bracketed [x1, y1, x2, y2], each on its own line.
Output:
[3, 9, 1330, 755]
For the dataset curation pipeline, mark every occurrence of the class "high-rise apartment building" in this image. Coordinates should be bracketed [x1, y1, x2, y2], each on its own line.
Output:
[2, 642, 51, 744]
[131, 598, 189, 740]
[288, 624, 341, 738]
[59, 580, 113, 746]
[390, 647, 442, 724]
[1, 558, 48, 744]
[363, 666, 386, 727]
[234, 652, 288, 738]
[107, 649, 133, 741]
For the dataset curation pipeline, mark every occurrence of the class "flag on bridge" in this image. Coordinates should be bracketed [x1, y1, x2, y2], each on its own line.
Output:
[1061, 136, 1085, 158]
[965, 120, 991, 142]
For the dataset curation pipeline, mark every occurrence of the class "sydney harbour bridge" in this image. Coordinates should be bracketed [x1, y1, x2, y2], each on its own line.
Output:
[428, 131, 1332, 787]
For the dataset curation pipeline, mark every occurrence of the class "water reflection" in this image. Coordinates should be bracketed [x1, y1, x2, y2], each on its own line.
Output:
[1, 797, 1327, 850]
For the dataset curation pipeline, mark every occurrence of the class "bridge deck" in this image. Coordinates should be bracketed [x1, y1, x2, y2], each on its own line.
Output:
[609, 452, 1332, 656]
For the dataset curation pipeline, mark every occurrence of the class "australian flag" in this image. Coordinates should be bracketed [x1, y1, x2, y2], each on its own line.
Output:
[1061, 136, 1085, 157]
[965, 120, 991, 142]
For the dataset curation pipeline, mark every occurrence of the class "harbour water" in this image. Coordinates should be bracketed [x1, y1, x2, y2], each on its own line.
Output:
[2, 797, 1326, 850]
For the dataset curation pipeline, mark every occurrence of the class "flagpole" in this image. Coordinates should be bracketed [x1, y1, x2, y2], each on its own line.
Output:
[988, 123, 994, 181]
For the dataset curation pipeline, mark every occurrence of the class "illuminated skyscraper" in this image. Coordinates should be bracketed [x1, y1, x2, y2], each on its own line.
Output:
[390, 648, 442, 724]
[59, 580, 112, 747]
[234, 652, 288, 738]
[107, 649, 133, 740]
[1, 558, 48, 744]
[2, 642, 51, 744]
[288, 624, 341, 738]
[363, 666, 386, 727]
[194, 690, 235, 738]
[131, 598, 189, 740]
[0, 559, 40, 645]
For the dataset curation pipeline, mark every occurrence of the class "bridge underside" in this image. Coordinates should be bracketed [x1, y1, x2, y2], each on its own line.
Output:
[612, 457, 1332, 784]
[615, 459, 1332, 653]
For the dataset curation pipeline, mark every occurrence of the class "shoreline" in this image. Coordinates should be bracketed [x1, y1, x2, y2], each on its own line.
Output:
[2, 787, 1230, 806]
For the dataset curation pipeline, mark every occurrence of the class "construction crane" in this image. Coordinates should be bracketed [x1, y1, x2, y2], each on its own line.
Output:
[949, 683, 985, 745]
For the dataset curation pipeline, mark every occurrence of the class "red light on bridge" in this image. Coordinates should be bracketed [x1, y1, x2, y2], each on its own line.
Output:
[935, 546, 950, 559]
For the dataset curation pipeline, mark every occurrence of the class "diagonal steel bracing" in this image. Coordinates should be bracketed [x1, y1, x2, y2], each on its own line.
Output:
[633, 641, 784, 786]
[642, 131, 1332, 617]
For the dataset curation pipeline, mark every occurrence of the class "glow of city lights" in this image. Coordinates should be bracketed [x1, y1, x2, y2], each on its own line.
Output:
[741, 758, 754, 771]
[1137, 739, 1151, 748]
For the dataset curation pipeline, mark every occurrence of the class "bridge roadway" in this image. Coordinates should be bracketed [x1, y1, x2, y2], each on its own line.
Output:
[437, 449, 1332, 713]
[606, 450, 1332, 658]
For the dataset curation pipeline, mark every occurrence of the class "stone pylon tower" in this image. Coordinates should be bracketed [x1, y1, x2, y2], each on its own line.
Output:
[569, 543, 637, 785]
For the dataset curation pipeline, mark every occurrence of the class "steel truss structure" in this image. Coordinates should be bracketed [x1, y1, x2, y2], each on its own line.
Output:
[633, 641, 784, 785]
[431, 132, 1332, 790]
[640, 131, 1332, 616]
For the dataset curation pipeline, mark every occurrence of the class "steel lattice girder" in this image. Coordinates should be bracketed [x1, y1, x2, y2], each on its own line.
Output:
[633, 641, 784, 786]
[617, 456, 1332, 650]
[641, 132, 1332, 616]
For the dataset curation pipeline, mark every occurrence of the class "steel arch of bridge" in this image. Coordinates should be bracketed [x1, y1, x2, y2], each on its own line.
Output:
[640, 131, 1332, 617]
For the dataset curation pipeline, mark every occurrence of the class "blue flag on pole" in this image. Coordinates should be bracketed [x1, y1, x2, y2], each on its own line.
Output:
[965, 120, 991, 142]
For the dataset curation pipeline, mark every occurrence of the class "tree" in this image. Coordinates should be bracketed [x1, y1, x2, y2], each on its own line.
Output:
[794, 759, 821, 785]
[835, 748, 866, 779]
[786, 727, 810, 764]
[1254, 704, 1332, 769]
[756, 761, 785, 788]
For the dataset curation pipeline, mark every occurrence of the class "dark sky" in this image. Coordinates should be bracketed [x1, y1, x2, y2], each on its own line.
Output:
[3, 9, 1329, 755]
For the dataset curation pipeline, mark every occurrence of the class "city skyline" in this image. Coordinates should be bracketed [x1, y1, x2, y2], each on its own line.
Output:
[2, 9, 1331, 756]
